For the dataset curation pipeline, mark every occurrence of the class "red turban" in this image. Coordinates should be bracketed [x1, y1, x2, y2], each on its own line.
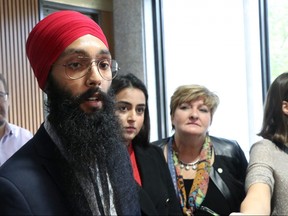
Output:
[26, 10, 109, 91]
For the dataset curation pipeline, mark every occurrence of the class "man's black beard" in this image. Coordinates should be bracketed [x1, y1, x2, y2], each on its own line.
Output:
[45, 79, 140, 215]
[47, 84, 119, 169]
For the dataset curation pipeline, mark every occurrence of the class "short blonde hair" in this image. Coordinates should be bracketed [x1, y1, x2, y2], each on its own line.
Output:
[170, 84, 220, 119]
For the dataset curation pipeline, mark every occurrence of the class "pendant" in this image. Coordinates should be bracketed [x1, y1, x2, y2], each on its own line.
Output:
[192, 164, 197, 170]
[185, 165, 190, 170]
[180, 164, 185, 169]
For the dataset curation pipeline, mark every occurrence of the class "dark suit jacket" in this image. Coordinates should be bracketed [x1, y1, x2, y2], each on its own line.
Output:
[0, 124, 140, 215]
[134, 144, 181, 215]
[0, 124, 92, 215]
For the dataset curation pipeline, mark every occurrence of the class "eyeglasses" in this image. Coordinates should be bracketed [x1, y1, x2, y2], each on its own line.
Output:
[0, 92, 8, 102]
[60, 56, 120, 80]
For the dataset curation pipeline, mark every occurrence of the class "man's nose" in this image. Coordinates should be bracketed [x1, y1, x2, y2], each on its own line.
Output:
[86, 62, 102, 87]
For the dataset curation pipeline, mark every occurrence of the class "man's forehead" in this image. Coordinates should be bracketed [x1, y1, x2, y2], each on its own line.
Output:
[59, 48, 111, 58]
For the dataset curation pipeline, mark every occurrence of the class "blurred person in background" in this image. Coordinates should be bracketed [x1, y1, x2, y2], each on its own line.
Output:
[0, 73, 32, 167]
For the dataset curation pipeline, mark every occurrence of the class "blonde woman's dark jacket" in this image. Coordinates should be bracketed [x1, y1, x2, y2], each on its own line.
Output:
[152, 135, 248, 213]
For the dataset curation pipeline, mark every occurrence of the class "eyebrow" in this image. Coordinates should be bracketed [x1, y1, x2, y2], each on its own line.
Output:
[116, 101, 146, 107]
[116, 101, 131, 106]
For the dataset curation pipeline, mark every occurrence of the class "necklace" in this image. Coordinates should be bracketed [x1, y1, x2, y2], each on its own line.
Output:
[179, 158, 200, 171]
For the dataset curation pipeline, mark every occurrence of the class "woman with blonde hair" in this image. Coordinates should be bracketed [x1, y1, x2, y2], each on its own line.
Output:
[153, 84, 247, 215]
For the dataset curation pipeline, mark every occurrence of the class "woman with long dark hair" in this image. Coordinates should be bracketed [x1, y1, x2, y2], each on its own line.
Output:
[110, 73, 181, 215]
[236, 72, 288, 215]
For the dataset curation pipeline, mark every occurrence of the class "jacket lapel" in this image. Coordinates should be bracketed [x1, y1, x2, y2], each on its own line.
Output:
[33, 124, 92, 215]
[133, 145, 159, 215]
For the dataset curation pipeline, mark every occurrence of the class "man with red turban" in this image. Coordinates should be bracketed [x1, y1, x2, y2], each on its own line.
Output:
[0, 10, 140, 215]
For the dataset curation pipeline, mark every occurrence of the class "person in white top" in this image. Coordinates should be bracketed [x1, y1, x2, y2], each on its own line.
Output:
[0, 74, 33, 166]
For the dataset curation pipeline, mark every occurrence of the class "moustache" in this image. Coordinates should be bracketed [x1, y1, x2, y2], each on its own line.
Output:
[61, 87, 103, 107]
[77, 87, 102, 104]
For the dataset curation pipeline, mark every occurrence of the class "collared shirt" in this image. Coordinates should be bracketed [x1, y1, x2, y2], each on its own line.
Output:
[0, 123, 33, 166]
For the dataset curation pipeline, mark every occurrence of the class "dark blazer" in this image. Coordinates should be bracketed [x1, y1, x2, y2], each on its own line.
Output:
[152, 135, 248, 213]
[0, 124, 80, 215]
[0, 124, 139, 215]
[134, 144, 181, 215]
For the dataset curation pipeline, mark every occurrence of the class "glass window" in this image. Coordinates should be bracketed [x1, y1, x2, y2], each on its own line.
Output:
[268, 0, 288, 81]
[146, 0, 263, 157]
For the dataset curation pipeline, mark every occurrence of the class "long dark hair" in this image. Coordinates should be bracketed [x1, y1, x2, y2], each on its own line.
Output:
[258, 72, 288, 145]
[110, 73, 150, 147]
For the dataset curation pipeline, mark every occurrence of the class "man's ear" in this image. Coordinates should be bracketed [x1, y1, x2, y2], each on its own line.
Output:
[282, 101, 288, 115]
